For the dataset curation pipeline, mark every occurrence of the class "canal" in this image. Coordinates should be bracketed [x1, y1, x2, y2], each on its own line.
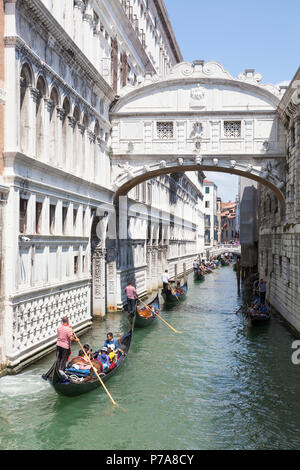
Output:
[0, 267, 299, 450]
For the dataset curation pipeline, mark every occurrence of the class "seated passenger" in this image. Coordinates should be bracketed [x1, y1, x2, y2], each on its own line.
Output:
[259, 303, 269, 314]
[83, 343, 93, 359]
[97, 347, 111, 371]
[83, 360, 103, 382]
[107, 345, 117, 369]
[69, 350, 89, 368]
[104, 332, 121, 351]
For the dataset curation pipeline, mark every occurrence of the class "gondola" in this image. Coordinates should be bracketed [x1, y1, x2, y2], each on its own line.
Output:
[135, 294, 159, 328]
[42, 317, 135, 397]
[248, 309, 271, 325]
[194, 270, 205, 282]
[162, 282, 188, 304]
[220, 258, 230, 266]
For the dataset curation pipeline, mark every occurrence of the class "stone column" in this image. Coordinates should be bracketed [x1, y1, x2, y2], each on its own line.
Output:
[151, 245, 158, 290]
[56, 107, 65, 169]
[29, 87, 39, 157]
[106, 244, 118, 311]
[67, 115, 76, 173]
[92, 242, 106, 317]
[146, 245, 152, 293]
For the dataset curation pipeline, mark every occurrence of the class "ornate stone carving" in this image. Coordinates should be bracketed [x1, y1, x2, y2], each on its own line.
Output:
[190, 85, 206, 109]
[117, 161, 134, 179]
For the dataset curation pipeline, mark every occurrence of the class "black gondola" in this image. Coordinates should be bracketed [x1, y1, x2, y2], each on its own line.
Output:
[135, 294, 159, 328]
[194, 270, 205, 281]
[248, 309, 271, 325]
[42, 317, 134, 397]
[162, 282, 188, 304]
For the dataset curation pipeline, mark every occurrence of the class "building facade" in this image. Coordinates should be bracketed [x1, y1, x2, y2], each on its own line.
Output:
[258, 68, 300, 333]
[0, 0, 205, 372]
[220, 201, 236, 243]
[238, 176, 258, 273]
[203, 179, 218, 246]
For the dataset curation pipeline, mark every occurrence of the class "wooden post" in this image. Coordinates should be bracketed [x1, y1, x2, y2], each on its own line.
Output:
[236, 258, 241, 293]
[183, 262, 187, 284]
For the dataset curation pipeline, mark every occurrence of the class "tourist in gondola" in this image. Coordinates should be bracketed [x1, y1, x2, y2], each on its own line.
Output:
[56, 316, 79, 371]
[125, 280, 139, 314]
[104, 332, 121, 351]
[162, 269, 169, 293]
[259, 303, 269, 314]
[96, 347, 111, 371]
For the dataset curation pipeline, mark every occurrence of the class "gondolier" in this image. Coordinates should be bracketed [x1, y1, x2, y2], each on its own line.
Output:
[125, 280, 138, 314]
[162, 270, 169, 293]
[56, 316, 79, 371]
[258, 279, 267, 303]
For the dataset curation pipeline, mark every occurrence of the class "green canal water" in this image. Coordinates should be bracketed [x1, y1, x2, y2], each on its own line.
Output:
[0, 267, 300, 450]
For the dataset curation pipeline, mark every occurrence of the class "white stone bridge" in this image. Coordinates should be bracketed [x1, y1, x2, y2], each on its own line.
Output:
[110, 61, 287, 205]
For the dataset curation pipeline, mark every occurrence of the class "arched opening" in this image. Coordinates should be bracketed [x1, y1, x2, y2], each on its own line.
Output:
[82, 113, 89, 177]
[35, 75, 47, 159]
[73, 105, 80, 173]
[94, 120, 100, 180]
[49, 87, 59, 164]
[62, 97, 70, 167]
[20, 63, 33, 154]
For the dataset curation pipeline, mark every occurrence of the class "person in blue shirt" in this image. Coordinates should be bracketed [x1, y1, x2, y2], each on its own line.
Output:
[259, 303, 269, 314]
[97, 347, 110, 371]
[104, 332, 121, 351]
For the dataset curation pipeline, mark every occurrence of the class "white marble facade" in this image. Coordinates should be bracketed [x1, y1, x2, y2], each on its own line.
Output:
[0, 0, 199, 371]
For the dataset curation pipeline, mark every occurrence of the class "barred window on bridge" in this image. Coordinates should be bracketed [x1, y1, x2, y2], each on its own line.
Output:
[157, 122, 174, 139]
[224, 121, 241, 138]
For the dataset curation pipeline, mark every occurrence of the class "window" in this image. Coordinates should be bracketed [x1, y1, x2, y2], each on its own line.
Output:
[62, 206, 68, 234]
[157, 122, 174, 139]
[279, 256, 282, 277]
[82, 255, 86, 273]
[36, 202, 43, 234]
[49, 204, 56, 235]
[147, 182, 152, 205]
[205, 187, 210, 194]
[287, 257, 291, 284]
[74, 255, 79, 275]
[205, 201, 210, 209]
[20, 197, 28, 234]
[224, 121, 241, 138]
[73, 208, 78, 230]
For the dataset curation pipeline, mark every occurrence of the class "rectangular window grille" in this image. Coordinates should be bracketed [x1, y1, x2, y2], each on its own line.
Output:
[20, 198, 28, 234]
[224, 121, 241, 138]
[36, 202, 43, 234]
[157, 122, 174, 139]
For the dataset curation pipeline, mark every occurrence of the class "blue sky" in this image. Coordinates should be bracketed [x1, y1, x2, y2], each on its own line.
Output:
[164, 0, 299, 201]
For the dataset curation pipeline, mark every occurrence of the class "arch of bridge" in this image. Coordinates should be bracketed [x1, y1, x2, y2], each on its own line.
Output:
[110, 61, 287, 203]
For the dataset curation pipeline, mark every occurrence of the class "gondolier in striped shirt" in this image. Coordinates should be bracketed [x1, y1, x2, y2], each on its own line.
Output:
[125, 281, 139, 314]
[56, 316, 79, 371]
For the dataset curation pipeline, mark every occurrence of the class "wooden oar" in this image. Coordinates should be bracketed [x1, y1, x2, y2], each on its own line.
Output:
[71, 329, 118, 406]
[169, 283, 180, 302]
[138, 299, 182, 334]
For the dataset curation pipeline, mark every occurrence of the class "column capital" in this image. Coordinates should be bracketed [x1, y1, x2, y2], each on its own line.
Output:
[30, 87, 40, 102]
[57, 107, 66, 120]
[67, 115, 77, 128]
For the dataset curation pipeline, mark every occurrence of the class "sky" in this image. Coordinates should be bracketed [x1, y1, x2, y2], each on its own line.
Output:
[164, 0, 300, 201]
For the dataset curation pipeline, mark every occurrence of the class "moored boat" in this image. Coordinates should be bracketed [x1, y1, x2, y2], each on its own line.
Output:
[162, 282, 188, 304]
[135, 294, 159, 328]
[42, 319, 134, 397]
[248, 309, 271, 325]
[194, 270, 205, 281]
